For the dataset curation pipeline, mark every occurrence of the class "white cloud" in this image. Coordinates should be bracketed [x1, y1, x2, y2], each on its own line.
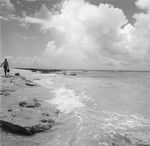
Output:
[0, 16, 9, 21]
[2, 0, 14, 9]
[23, 16, 48, 25]
[7, 0, 150, 69]
[0, 0, 14, 13]
[120, 0, 150, 63]
[136, 0, 150, 10]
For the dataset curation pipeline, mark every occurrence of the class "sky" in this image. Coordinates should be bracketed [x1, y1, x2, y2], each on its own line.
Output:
[0, 0, 150, 70]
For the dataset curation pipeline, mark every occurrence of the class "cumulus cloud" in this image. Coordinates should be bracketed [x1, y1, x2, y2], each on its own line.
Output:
[120, 0, 150, 62]
[136, 0, 150, 10]
[21, 0, 128, 68]
[5, 0, 150, 69]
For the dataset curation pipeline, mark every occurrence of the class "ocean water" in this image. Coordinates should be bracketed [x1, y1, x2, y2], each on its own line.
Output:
[2, 69, 150, 146]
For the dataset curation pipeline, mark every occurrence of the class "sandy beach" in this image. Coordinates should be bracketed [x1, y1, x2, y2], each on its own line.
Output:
[0, 69, 60, 146]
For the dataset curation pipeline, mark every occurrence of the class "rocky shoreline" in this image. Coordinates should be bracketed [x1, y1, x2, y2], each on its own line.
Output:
[0, 73, 59, 137]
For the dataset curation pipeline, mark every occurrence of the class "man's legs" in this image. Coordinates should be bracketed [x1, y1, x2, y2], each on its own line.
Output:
[4, 67, 7, 77]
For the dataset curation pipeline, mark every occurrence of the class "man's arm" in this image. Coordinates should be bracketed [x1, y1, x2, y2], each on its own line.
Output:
[0, 62, 4, 67]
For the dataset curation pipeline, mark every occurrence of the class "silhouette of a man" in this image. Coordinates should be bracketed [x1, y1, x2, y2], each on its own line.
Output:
[1, 59, 9, 77]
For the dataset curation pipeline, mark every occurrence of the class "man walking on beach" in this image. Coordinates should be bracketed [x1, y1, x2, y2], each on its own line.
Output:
[0, 59, 9, 77]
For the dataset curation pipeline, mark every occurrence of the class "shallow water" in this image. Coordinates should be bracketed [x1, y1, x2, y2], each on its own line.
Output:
[1, 69, 150, 146]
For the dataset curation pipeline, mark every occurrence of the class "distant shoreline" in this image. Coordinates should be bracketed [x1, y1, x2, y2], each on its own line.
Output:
[14, 67, 150, 73]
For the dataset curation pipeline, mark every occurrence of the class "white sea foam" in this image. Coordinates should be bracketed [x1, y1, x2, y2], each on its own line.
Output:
[47, 88, 85, 113]
[101, 111, 150, 131]
[33, 75, 53, 88]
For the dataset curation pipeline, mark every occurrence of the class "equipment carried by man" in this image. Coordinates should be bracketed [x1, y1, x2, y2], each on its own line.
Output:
[7, 68, 10, 73]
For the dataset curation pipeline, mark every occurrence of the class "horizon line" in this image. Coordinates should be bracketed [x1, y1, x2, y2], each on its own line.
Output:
[14, 67, 150, 72]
